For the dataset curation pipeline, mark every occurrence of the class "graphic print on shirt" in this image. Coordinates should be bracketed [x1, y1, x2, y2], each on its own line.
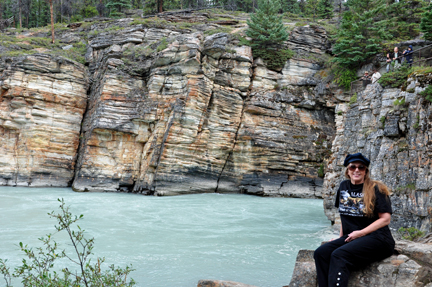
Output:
[339, 189, 364, 217]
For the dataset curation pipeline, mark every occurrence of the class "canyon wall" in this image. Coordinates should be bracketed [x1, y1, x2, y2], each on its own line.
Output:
[0, 54, 88, 187]
[0, 20, 336, 197]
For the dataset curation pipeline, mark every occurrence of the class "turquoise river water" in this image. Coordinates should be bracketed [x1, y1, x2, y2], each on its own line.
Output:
[0, 187, 334, 287]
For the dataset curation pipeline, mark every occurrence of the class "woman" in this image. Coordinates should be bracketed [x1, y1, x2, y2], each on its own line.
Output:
[314, 153, 394, 287]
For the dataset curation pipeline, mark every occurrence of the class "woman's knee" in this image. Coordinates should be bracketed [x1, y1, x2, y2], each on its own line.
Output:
[330, 247, 350, 262]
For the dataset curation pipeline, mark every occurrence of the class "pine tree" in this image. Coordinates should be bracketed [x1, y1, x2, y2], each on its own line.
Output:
[332, 0, 383, 68]
[304, 0, 319, 19]
[106, 0, 131, 17]
[246, 0, 289, 49]
[318, 0, 333, 19]
[420, 4, 432, 41]
[282, 0, 300, 14]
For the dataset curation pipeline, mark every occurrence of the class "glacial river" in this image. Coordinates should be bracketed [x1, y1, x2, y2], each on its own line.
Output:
[0, 187, 334, 287]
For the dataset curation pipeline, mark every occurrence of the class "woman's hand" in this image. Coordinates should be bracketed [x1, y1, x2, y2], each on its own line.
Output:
[344, 213, 391, 243]
[345, 230, 364, 242]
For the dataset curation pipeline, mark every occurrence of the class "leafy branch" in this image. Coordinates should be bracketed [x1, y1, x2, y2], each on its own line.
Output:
[0, 198, 135, 287]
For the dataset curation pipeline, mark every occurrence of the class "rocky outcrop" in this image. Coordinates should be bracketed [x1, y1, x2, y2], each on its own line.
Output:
[67, 20, 336, 196]
[0, 54, 88, 186]
[288, 240, 432, 287]
[323, 79, 432, 231]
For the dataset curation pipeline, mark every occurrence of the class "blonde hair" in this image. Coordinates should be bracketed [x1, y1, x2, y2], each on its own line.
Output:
[345, 168, 391, 217]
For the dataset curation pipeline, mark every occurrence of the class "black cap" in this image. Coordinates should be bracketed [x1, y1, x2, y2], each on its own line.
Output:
[343, 153, 370, 167]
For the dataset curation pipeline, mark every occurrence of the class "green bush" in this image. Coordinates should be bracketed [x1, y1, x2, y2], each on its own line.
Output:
[82, 5, 99, 18]
[380, 116, 386, 127]
[252, 47, 294, 71]
[393, 98, 406, 106]
[419, 85, 432, 103]
[0, 199, 135, 287]
[378, 64, 412, 88]
[317, 164, 325, 178]
[349, 93, 357, 106]
[333, 67, 357, 90]
[156, 37, 168, 52]
[398, 227, 425, 241]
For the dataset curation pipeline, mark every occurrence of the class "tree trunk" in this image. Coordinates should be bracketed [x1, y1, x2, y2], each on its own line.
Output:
[49, 0, 54, 43]
[0, 1, 2, 20]
[19, 0, 22, 28]
[158, 0, 163, 13]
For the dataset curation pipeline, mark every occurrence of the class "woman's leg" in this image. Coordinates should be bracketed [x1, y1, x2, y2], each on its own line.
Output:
[327, 235, 394, 287]
[314, 237, 346, 287]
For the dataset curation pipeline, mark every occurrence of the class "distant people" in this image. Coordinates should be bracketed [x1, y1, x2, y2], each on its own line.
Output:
[403, 45, 414, 67]
[371, 69, 381, 84]
[361, 71, 371, 87]
[386, 47, 401, 72]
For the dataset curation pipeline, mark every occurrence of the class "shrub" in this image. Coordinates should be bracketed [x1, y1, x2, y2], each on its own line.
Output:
[82, 5, 99, 18]
[378, 64, 412, 88]
[380, 116, 386, 127]
[252, 47, 294, 71]
[0, 198, 135, 287]
[419, 85, 432, 103]
[398, 227, 425, 241]
[393, 98, 406, 106]
[156, 38, 168, 52]
[349, 93, 357, 106]
[333, 67, 357, 90]
[317, 164, 325, 178]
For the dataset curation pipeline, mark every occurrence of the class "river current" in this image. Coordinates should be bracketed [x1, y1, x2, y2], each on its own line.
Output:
[0, 187, 333, 287]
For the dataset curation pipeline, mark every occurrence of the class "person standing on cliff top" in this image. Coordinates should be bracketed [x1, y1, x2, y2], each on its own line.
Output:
[313, 153, 395, 287]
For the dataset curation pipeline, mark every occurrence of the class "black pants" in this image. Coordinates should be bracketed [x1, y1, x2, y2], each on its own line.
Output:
[314, 235, 394, 287]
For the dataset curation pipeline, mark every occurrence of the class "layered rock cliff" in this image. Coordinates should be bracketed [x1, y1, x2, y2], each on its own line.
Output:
[0, 54, 88, 187]
[0, 18, 336, 197]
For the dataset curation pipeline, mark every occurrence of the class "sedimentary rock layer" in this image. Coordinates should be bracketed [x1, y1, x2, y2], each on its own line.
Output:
[0, 54, 88, 186]
[70, 22, 335, 196]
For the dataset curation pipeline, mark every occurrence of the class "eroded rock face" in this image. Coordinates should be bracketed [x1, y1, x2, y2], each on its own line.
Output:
[0, 54, 88, 187]
[0, 20, 336, 196]
[69, 23, 336, 196]
[323, 80, 432, 232]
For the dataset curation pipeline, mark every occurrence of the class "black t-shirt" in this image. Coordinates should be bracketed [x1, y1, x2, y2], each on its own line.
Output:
[335, 180, 395, 246]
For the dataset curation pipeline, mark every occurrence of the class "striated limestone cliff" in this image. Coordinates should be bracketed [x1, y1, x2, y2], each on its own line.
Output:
[0, 54, 88, 187]
[14, 19, 333, 197]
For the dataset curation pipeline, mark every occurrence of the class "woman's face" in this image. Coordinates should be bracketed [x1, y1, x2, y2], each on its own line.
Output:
[347, 161, 366, 184]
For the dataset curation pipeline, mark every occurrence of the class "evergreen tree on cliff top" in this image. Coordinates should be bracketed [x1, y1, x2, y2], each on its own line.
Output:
[246, 0, 289, 49]
[332, 0, 384, 68]
[318, 0, 334, 19]
[420, 4, 432, 41]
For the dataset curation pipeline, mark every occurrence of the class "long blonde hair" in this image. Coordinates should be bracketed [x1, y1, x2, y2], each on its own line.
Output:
[345, 168, 391, 217]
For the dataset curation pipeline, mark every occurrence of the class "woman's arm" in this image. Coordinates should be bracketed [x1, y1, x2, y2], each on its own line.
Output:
[345, 212, 391, 242]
